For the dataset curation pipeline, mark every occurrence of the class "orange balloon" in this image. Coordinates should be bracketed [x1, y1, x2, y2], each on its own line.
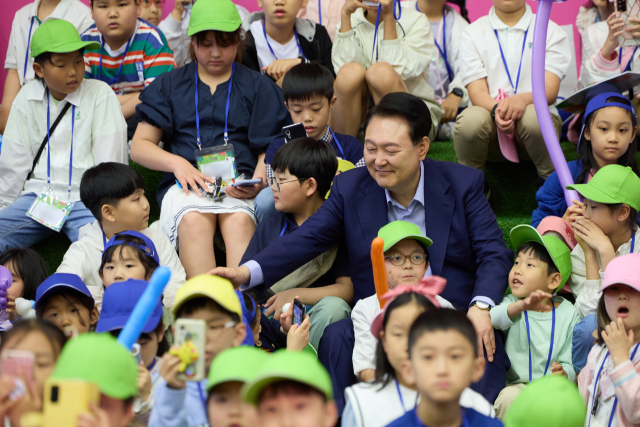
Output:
[371, 237, 389, 308]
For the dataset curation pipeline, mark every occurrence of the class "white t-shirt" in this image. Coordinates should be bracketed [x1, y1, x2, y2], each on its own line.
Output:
[249, 20, 300, 69]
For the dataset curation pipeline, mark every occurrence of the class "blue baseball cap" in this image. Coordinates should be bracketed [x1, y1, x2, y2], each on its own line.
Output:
[103, 231, 160, 265]
[96, 280, 163, 333]
[35, 273, 93, 311]
[579, 90, 637, 148]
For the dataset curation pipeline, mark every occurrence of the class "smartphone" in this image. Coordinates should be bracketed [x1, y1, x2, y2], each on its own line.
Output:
[42, 379, 100, 427]
[231, 179, 263, 187]
[282, 123, 307, 143]
[174, 318, 206, 382]
[1, 350, 34, 399]
[617, 0, 640, 47]
[617, 0, 628, 13]
[131, 343, 142, 366]
[293, 298, 305, 327]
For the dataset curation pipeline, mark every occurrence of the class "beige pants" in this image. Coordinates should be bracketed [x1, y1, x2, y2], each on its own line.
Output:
[494, 383, 527, 420]
[453, 104, 562, 179]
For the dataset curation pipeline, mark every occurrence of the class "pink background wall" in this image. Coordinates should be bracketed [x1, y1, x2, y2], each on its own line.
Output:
[0, 0, 587, 94]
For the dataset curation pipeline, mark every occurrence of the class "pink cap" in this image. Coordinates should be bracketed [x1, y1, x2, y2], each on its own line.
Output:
[600, 253, 640, 293]
[537, 216, 577, 250]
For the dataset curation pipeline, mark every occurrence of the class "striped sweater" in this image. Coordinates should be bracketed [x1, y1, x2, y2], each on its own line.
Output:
[81, 18, 175, 93]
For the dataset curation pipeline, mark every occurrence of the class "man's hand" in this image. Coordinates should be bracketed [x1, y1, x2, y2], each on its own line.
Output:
[467, 305, 495, 362]
[158, 353, 186, 390]
[550, 362, 567, 377]
[287, 315, 310, 351]
[263, 59, 302, 82]
[207, 266, 251, 289]
[441, 94, 462, 123]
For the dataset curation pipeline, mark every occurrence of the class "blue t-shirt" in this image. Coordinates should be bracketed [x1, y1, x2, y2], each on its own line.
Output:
[264, 131, 364, 167]
[386, 407, 503, 427]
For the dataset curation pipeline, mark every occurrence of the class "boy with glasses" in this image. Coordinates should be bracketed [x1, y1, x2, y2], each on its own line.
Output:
[139, 0, 163, 26]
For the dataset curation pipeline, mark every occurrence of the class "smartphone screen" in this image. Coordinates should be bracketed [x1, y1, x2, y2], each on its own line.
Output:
[282, 123, 307, 143]
[1, 350, 35, 385]
[293, 299, 305, 326]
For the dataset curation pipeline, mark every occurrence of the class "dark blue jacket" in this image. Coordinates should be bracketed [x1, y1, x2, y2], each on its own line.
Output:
[385, 407, 503, 427]
[264, 132, 364, 167]
[251, 158, 512, 309]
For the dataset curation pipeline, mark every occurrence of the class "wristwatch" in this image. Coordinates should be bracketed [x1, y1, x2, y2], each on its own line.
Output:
[490, 103, 498, 120]
[473, 301, 491, 311]
[450, 87, 464, 98]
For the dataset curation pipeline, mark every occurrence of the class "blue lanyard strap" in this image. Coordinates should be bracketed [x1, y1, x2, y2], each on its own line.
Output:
[493, 28, 528, 95]
[279, 219, 289, 238]
[46, 90, 75, 198]
[98, 35, 133, 86]
[23, 17, 36, 85]
[631, 232, 636, 253]
[194, 62, 235, 149]
[262, 21, 308, 61]
[619, 46, 639, 72]
[524, 300, 555, 383]
[416, 6, 453, 80]
[197, 382, 207, 413]
[318, 0, 322, 25]
[370, 0, 401, 66]
[395, 379, 406, 411]
[328, 127, 345, 159]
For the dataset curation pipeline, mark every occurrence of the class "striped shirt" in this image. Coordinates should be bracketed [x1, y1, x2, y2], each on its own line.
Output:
[81, 18, 175, 94]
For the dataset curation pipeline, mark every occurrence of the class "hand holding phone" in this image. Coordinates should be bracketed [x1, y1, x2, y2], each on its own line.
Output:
[293, 298, 306, 327]
[42, 379, 100, 427]
[1, 350, 34, 401]
[171, 319, 206, 382]
[282, 123, 308, 143]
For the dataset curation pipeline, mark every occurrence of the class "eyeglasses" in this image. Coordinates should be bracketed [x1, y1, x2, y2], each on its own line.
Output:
[267, 177, 309, 192]
[207, 321, 236, 337]
[141, 0, 164, 8]
[384, 252, 428, 266]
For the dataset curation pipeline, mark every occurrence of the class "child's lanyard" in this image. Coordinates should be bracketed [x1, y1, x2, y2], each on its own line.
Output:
[262, 20, 308, 61]
[98, 35, 133, 87]
[524, 301, 555, 383]
[46, 89, 76, 198]
[416, 6, 453, 80]
[588, 343, 640, 427]
[619, 46, 639, 72]
[23, 17, 37, 85]
[279, 219, 289, 238]
[632, 233, 636, 253]
[395, 379, 419, 413]
[194, 62, 235, 150]
[318, 0, 322, 25]
[370, 0, 402, 66]
[493, 28, 528, 95]
[197, 382, 207, 414]
[328, 127, 345, 159]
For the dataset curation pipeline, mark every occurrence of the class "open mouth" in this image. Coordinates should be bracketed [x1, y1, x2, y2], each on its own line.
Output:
[617, 306, 629, 317]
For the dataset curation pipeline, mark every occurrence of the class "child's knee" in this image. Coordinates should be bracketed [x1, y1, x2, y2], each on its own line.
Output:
[454, 106, 494, 143]
[365, 62, 397, 89]
[335, 63, 367, 94]
[178, 212, 215, 236]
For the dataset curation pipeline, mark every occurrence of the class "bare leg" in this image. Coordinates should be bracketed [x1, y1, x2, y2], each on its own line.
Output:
[178, 212, 217, 279]
[332, 63, 368, 136]
[218, 212, 256, 268]
[365, 62, 408, 104]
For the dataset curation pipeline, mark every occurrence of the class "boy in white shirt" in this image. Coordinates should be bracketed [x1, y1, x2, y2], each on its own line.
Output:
[1, 0, 94, 133]
[0, 19, 127, 253]
[453, 0, 570, 182]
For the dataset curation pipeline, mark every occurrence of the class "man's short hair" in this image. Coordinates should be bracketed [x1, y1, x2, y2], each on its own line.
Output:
[80, 163, 145, 223]
[282, 63, 334, 103]
[408, 308, 478, 357]
[271, 137, 338, 199]
[364, 92, 432, 146]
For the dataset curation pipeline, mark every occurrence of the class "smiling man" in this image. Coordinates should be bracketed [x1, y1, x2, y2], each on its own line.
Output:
[211, 92, 512, 403]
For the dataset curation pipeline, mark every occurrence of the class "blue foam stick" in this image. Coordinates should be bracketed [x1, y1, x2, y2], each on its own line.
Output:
[118, 266, 171, 350]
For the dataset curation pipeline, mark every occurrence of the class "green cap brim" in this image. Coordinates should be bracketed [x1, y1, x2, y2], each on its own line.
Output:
[565, 183, 621, 205]
[383, 234, 433, 252]
[243, 373, 331, 405]
[31, 40, 101, 58]
[187, 21, 241, 37]
[207, 347, 268, 392]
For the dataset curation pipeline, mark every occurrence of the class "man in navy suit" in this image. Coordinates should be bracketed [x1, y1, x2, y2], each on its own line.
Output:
[212, 93, 512, 402]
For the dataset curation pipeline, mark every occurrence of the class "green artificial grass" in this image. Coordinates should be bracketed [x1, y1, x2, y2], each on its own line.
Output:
[32, 142, 581, 271]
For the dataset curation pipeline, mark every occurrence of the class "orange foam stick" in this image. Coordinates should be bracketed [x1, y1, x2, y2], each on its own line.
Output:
[371, 237, 389, 308]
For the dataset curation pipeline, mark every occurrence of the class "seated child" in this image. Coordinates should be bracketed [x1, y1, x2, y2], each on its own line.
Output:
[80, 0, 176, 127]
[332, 0, 443, 138]
[242, 350, 338, 427]
[532, 89, 639, 227]
[241, 0, 334, 86]
[131, 0, 291, 278]
[0, 0, 93, 133]
[35, 273, 99, 337]
[575, 0, 614, 91]
[0, 248, 48, 321]
[100, 231, 160, 287]
[343, 279, 493, 427]
[454, 0, 570, 181]
[150, 274, 246, 427]
[50, 333, 138, 427]
[0, 19, 127, 253]
[97, 280, 168, 425]
[387, 308, 503, 427]
[491, 225, 580, 419]
[57, 162, 186, 309]
[206, 346, 267, 427]
[240, 137, 352, 351]
[255, 62, 365, 222]
[139, 0, 162, 26]
[351, 220, 453, 382]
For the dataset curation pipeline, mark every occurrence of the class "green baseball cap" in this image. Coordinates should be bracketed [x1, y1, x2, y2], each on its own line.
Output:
[566, 164, 640, 211]
[242, 350, 333, 405]
[187, 0, 242, 37]
[207, 346, 269, 392]
[378, 221, 433, 253]
[51, 333, 138, 399]
[30, 19, 100, 58]
[504, 375, 586, 427]
[510, 225, 572, 290]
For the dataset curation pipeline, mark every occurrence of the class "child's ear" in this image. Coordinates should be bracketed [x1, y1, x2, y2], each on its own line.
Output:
[90, 307, 100, 325]
[617, 204, 632, 224]
[329, 95, 337, 108]
[322, 401, 339, 427]
[101, 204, 117, 224]
[547, 272, 562, 292]
[399, 358, 416, 387]
[98, 270, 104, 282]
[471, 354, 485, 384]
[285, 101, 291, 113]
[33, 62, 45, 80]
[584, 127, 591, 141]
[232, 321, 246, 347]
[305, 177, 318, 198]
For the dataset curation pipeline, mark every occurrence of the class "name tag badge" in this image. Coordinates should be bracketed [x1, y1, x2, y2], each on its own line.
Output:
[135, 61, 145, 83]
[26, 191, 74, 232]
[195, 144, 238, 182]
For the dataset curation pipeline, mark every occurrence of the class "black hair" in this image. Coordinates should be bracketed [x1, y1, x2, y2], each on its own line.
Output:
[578, 96, 638, 184]
[33, 49, 85, 82]
[364, 93, 432, 146]
[271, 137, 339, 199]
[80, 163, 145, 224]
[36, 288, 96, 328]
[98, 233, 159, 280]
[109, 320, 169, 358]
[374, 292, 436, 388]
[190, 29, 245, 64]
[515, 241, 560, 277]
[0, 248, 48, 301]
[408, 308, 478, 357]
[602, 203, 638, 231]
[176, 297, 241, 323]
[282, 63, 335, 103]
[0, 319, 67, 357]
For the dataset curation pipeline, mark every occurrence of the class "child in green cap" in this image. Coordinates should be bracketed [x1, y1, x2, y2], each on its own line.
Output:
[0, 19, 128, 253]
[490, 225, 580, 419]
[242, 350, 338, 427]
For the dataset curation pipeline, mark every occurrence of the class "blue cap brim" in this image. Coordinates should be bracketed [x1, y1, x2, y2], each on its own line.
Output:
[35, 283, 93, 310]
[97, 313, 162, 334]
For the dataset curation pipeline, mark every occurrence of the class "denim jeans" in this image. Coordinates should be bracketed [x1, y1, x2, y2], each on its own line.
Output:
[0, 192, 95, 252]
[572, 314, 598, 374]
[254, 187, 278, 223]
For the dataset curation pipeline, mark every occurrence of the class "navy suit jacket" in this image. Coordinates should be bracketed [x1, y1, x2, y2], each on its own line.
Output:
[252, 158, 512, 309]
